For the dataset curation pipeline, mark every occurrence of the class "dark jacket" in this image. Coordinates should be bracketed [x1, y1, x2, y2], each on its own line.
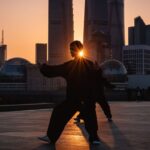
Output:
[40, 58, 95, 101]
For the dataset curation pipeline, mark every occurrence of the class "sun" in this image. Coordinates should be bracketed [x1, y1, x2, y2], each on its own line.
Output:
[78, 50, 84, 57]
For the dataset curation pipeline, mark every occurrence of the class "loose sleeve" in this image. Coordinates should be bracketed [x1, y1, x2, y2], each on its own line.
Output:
[40, 63, 66, 78]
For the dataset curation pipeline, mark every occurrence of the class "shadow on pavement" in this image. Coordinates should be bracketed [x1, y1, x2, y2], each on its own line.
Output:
[108, 122, 133, 150]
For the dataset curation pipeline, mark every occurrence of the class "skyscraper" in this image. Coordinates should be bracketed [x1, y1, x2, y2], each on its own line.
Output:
[129, 16, 150, 45]
[108, 0, 125, 61]
[84, 0, 109, 62]
[123, 17, 150, 75]
[0, 45, 7, 66]
[123, 45, 150, 74]
[48, 0, 73, 65]
[35, 43, 47, 64]
[0, 30, 7, 67]
[84, 0, 124, 62]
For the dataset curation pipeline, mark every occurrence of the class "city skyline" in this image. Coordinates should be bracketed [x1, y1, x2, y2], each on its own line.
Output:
[0, 0, 150, 63]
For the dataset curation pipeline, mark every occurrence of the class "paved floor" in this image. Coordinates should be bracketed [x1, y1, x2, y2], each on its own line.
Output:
[0, 102, 150, 150]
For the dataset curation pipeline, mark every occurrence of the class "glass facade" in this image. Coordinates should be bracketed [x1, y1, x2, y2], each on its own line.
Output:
[0, 58, 31, 82]
[100, 59, 128, 82]
[123, 46, 150, 75]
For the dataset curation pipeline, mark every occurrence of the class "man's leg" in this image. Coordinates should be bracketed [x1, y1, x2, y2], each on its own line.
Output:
[47, 100, 79, 143]
[81, 101, 99, 143]
[98, 96, 112, 119]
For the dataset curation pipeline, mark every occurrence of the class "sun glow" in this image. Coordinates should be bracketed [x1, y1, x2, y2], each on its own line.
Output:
[78, 50, 84, 57]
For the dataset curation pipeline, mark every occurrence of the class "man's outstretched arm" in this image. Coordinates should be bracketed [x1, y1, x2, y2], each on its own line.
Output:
[39, 63, 65, 78]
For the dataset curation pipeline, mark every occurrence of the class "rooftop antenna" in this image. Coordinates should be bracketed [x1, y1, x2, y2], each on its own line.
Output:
[1, 30, 4, 44]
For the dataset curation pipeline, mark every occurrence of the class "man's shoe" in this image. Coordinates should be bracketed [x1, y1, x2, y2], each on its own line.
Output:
[89, 136, 101, 145]
[38, 135, 51, 143]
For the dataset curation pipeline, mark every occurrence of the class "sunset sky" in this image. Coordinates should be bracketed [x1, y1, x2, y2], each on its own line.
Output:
[0, 0, 150, 63]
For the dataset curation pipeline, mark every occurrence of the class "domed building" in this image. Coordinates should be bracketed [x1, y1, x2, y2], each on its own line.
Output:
[100, 59, 128, 83]
[0, 57, 66, 104]
[0, 57, 65, 93]
[0, 58, 31, 82]
[98, 59, 129, 101]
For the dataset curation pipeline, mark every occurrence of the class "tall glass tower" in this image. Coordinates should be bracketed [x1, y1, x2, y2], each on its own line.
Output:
[84, 0, 124, 62]
[48, 0, 73, 65]
[84, 0, 109, 62]
[108, 0, 125, 61]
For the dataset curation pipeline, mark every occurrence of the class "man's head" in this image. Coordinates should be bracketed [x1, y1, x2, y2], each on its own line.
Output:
[70, 41, 84, 58]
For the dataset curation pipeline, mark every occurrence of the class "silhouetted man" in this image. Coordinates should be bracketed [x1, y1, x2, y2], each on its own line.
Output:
[38, 41, 100, 144]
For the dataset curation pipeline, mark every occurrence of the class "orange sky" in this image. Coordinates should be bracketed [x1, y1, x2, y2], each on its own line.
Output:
[0, 0, 150, 63]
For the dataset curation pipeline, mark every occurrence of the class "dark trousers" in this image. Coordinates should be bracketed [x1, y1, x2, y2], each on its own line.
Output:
[47, 99, 98, 143]
[77, 96, 112, 120]
[97, 96, 112, 119]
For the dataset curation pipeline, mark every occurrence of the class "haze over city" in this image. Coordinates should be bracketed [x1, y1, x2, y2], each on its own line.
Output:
[0, 0, 150, 63]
